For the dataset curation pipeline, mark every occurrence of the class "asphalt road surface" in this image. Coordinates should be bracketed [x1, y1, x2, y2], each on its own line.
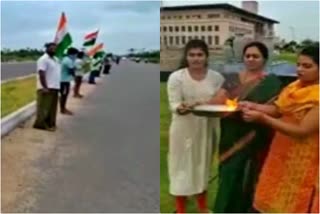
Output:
[1, 61, 36, 81]
[5, 61, 160, 212]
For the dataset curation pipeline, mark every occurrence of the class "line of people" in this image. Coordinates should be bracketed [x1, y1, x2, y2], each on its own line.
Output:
[167, 39, 319, 213]
[33, 42, 111, 131]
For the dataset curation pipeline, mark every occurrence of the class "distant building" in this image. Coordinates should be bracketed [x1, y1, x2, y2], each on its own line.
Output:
[160, 1, 280, 70]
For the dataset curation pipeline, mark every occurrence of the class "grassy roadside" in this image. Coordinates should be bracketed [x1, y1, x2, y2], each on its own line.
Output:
[1, 76, 36, 118]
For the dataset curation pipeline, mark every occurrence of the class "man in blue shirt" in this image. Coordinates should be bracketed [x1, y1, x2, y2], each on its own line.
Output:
[60, 47, 78, 115]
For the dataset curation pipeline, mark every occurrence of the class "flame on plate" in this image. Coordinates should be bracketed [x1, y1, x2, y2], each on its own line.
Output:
[225, 98, 238, 110]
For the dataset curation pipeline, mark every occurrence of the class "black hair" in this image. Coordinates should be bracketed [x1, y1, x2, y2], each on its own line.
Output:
[179, 39, 209, 68]
[77, 51, 84, 58]
[44, 42, 56, 49]
[242, 41, 269, 62]
[299, 44, 319, 66]
[67, 47, 79, 55]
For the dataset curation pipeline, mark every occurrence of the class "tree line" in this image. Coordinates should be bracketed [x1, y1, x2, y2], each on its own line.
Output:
[1, 47, 160, 62]
[275, 39, 319, 53]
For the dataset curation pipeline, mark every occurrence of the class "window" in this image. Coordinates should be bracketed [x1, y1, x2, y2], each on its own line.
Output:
[208, 36, 212, 45]
[191, 14, 201, 19]
[208, 26, 212, 31]
[195, 36, 199, 39]
[215, 25, 219, 31]
[169, 36, 173, 45]
[215, 36, 219, 45]
[168, 16, 171, 19]
[175, 26, 179, 32]
[186, 15, 190, 19]
[175, 36, 180, 45]
[182, 26, 186, 32]
[201, 26, 206, 31]
[179, 16, 182, 19]
[182, 36, 186, 44]
[164, 26, 167, 32]
[169, 26, 173, 32]
[161, 16, 165, 20]
[194, 26, 199, 32]
[188, 36, 192, 41]
[201, 36, 205, 41]
[188, 26, 192, 32]
[164, 36, 167, 45]
[208, 14, 220, 18]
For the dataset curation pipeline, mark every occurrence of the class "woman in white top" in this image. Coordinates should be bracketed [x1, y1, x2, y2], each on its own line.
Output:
[167, 39, 225, 213]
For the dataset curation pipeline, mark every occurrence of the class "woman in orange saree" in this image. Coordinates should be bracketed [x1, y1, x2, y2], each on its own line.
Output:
[240, 44, 319, 213]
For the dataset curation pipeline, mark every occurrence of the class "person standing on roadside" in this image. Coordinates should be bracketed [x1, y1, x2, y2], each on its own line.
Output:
[73, 51, 85, 98]
[33, 42, 60, 131]
[60, 47, 78, 115]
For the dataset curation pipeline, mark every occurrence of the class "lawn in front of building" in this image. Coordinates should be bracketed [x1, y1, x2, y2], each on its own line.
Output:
[160, 83, 219, 213]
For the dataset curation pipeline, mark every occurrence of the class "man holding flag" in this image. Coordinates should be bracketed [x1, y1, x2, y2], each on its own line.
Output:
[73, 51, 85, 98]
[60, 47, 78, 115]
[87, 43, 104, 84]
[88, 53, 101, 84]
[82, 30, 105, 84]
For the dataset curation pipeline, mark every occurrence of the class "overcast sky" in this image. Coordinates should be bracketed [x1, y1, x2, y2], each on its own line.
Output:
[1, 1, 160, 54]
[163, 0, 319, 42]
[1, 0, 318, 53]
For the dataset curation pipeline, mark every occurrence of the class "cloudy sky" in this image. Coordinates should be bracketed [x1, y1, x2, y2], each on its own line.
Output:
[1, 0, 318, 53]
[163, 0, 319, 42]
[1, 1, 160, 54]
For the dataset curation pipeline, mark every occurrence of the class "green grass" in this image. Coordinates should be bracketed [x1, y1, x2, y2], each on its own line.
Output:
[273, 52, 297, 64]
[1, 76, 36, 118]
[160, 83, 218, 213]
[1, 56, 39, 62]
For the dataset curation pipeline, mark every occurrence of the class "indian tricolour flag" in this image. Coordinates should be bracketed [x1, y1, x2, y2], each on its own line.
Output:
[83, 30, 99, 47]
[87, 43, 104, 57]
[54, 12, 72, 59]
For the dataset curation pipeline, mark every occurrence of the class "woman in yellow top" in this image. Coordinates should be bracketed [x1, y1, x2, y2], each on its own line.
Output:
[240, 44, 319, 213]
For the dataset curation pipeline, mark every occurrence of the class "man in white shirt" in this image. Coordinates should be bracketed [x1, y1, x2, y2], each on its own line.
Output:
[73, 51, 85, 98]
[33, 42, 60, 131]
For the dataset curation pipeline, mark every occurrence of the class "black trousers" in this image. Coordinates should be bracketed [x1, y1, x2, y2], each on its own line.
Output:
[60, 82, 70, 111]
[74, 75, 83, 95]
[103, 64, 111, 74]
[89, 70, 98, 84]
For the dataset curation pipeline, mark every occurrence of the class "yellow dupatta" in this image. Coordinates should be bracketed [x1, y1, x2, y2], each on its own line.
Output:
[275, 80, 319, 114]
